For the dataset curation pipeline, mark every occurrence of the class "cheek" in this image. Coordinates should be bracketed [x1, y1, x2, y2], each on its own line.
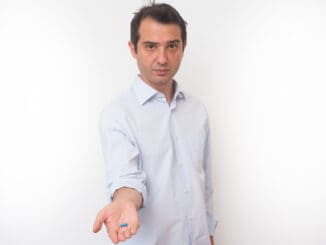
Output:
[140, 55, 155, 67]
[170, 54, 183, 67]
[137, 58, 149, 69]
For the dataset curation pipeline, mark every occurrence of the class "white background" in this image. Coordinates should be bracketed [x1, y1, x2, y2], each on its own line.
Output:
[1, 0, 325, 244]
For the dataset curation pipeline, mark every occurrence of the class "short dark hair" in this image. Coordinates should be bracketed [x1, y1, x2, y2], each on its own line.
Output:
[130, 3, 187, 52]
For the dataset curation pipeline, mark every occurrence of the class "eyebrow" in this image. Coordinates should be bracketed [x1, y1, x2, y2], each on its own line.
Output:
[142, 41, 158, 45]
[142, 40, 181, 45]
[167, 40, 181, 44]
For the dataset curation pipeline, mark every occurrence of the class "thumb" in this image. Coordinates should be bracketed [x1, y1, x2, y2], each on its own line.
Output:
[93, 211, 104, 233]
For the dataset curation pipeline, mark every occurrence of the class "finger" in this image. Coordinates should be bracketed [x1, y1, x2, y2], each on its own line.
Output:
[93, 211, 104, 233]
[105, 224, 119, 244]
[124, 227, 132, 238]
[108, 230, 119, 244]
[117, 228, 126, 242]
[129, 218, 140, 235]
[130, 223, 140, 235]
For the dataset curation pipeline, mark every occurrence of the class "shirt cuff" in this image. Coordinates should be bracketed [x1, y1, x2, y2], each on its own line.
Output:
[207, 214, 218, 235]
[109, 179, 147, 208]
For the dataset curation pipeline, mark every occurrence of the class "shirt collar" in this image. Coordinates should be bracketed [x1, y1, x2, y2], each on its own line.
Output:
[132, 75, 185, 106]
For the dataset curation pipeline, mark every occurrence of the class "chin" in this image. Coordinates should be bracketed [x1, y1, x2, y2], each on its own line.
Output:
[153, 76, 172, 84]
[153, 80, 170, 86]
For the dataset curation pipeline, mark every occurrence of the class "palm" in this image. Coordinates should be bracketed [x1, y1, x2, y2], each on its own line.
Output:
[104, 201, 138, 229]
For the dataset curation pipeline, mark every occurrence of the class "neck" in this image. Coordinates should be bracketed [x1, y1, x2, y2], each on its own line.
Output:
[140, 76, 175, 105]
[157, 83, 174, 105]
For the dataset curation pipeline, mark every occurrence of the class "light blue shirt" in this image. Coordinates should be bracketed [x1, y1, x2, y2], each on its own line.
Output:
[99, 76, 217, 245]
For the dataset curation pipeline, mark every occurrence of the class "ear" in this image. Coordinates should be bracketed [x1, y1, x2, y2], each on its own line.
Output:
[128, 41, 137, 58]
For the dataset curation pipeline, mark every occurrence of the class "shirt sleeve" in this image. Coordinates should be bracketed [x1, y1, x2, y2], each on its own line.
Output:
[204, 115, 218, 235]
[99, 106, 147, 207]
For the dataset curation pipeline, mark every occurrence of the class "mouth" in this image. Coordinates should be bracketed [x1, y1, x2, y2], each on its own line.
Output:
[153, 69, 169, 76]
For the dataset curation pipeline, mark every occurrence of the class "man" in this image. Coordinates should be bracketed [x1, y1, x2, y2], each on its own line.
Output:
[93, 3, 217, 245]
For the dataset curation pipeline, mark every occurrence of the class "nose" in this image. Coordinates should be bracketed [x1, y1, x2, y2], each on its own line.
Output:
[157, 47, 167, 65]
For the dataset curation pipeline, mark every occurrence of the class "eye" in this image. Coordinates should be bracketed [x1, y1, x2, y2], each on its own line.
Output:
[168, 43, 178, 49]
[145, 43, 156, 50]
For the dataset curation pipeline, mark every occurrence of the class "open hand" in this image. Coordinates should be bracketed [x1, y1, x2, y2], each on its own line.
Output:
[93, 200, 140, 244]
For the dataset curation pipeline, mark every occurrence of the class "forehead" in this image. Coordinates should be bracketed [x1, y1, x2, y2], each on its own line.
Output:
[138, 17, 182, 42]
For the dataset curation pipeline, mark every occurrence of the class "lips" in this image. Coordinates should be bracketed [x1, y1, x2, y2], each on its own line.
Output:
[153, 69, 169, 76]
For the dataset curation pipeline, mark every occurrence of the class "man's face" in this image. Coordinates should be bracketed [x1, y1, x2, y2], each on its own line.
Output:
[129, 17, 185, 88]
